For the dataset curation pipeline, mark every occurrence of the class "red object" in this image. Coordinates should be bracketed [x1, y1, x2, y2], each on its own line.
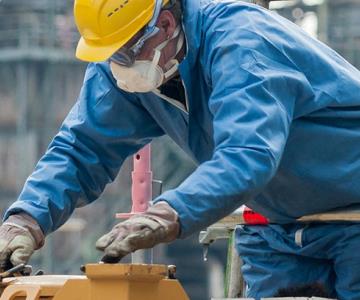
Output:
[243, 206, 269, 225]
[116, 144, 152, 219]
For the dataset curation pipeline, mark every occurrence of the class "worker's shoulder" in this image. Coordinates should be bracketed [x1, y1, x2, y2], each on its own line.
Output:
[82, 62, 117, 89]
[198, 0, 284, 33]
[85, 62, 111, 79]
[200, 0, 272, 18]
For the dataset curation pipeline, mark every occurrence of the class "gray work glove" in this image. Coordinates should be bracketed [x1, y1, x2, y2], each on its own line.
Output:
[96, 202, 179, 263]
[0, 213, 44, 271]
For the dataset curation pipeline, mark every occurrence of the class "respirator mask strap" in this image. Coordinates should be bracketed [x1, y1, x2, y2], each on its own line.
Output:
[163, 29, 184, 79]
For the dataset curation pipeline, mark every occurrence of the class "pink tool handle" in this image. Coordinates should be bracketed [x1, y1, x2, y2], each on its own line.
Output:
[116, 144, 153, 219]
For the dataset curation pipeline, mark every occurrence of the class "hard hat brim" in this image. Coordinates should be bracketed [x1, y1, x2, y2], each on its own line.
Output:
[76, 37, 128, 62]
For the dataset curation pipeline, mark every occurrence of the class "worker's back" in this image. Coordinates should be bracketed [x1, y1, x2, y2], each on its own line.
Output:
[155, 0, 360, 225]
[217, 2, 360, 221]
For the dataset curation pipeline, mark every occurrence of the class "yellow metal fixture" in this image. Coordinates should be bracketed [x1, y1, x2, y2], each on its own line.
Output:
[0, 264, 189, 300]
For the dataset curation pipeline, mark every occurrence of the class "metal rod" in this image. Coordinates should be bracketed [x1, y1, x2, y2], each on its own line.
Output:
[224, 231, 243, 297]
[131, 145, 152, 214]
[130, 145, 153, 264]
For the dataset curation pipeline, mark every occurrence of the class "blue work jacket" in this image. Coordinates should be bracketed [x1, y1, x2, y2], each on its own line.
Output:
[5, 0, 360, 237]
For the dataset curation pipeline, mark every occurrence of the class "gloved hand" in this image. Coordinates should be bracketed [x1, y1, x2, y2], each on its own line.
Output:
[0, 213, 44, 271]
[96, 202, 179, 263]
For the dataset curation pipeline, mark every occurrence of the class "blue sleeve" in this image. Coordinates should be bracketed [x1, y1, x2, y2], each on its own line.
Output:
[4, 63, 164, 235]
[155, 4, 311, 237]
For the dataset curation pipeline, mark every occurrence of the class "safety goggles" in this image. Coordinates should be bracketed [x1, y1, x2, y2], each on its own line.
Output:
[109, 28, 159, 67]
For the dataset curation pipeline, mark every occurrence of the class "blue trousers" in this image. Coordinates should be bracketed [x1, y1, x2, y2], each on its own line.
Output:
[235, 223, 360, 300]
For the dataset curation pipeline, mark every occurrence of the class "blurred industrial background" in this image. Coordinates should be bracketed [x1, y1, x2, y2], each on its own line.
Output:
[0, 0, 359, 299]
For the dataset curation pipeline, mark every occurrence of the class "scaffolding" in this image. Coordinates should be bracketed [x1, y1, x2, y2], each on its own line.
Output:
[274, 0, 360, 68]
[327, 0, 360, 67]
[0, 0, 77, 62]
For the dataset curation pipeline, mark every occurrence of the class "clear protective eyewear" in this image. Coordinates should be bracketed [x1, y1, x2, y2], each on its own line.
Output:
[109, 28, 159, 67]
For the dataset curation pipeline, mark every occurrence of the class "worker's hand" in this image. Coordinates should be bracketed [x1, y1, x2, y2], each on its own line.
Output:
[0, 213, 44, 271]
[96, 202, 179, 263]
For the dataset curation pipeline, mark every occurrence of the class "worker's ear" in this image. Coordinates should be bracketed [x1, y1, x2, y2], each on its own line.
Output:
[156, 10, 177, 38]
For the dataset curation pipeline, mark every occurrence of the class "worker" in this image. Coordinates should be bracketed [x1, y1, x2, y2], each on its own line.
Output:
[0, 0, 360, 298]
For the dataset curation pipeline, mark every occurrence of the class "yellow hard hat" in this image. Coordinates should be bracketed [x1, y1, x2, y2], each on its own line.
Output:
[74, 0, 170, 62]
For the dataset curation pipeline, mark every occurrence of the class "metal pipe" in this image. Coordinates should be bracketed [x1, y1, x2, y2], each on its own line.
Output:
[131, 145, 152, 214]
[116, 144, 153, 264]
[116, 144, 153, 219]
[131, 145, 153, 264]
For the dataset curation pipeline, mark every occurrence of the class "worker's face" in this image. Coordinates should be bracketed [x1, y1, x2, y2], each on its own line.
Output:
[109, 10, 185, 93]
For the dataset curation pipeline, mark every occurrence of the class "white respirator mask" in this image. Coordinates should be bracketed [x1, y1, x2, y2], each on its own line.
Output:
[110, 26, 184, 93]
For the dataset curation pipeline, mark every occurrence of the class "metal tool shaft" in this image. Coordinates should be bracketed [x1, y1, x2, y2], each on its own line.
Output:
[130, 145, 153, 264]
